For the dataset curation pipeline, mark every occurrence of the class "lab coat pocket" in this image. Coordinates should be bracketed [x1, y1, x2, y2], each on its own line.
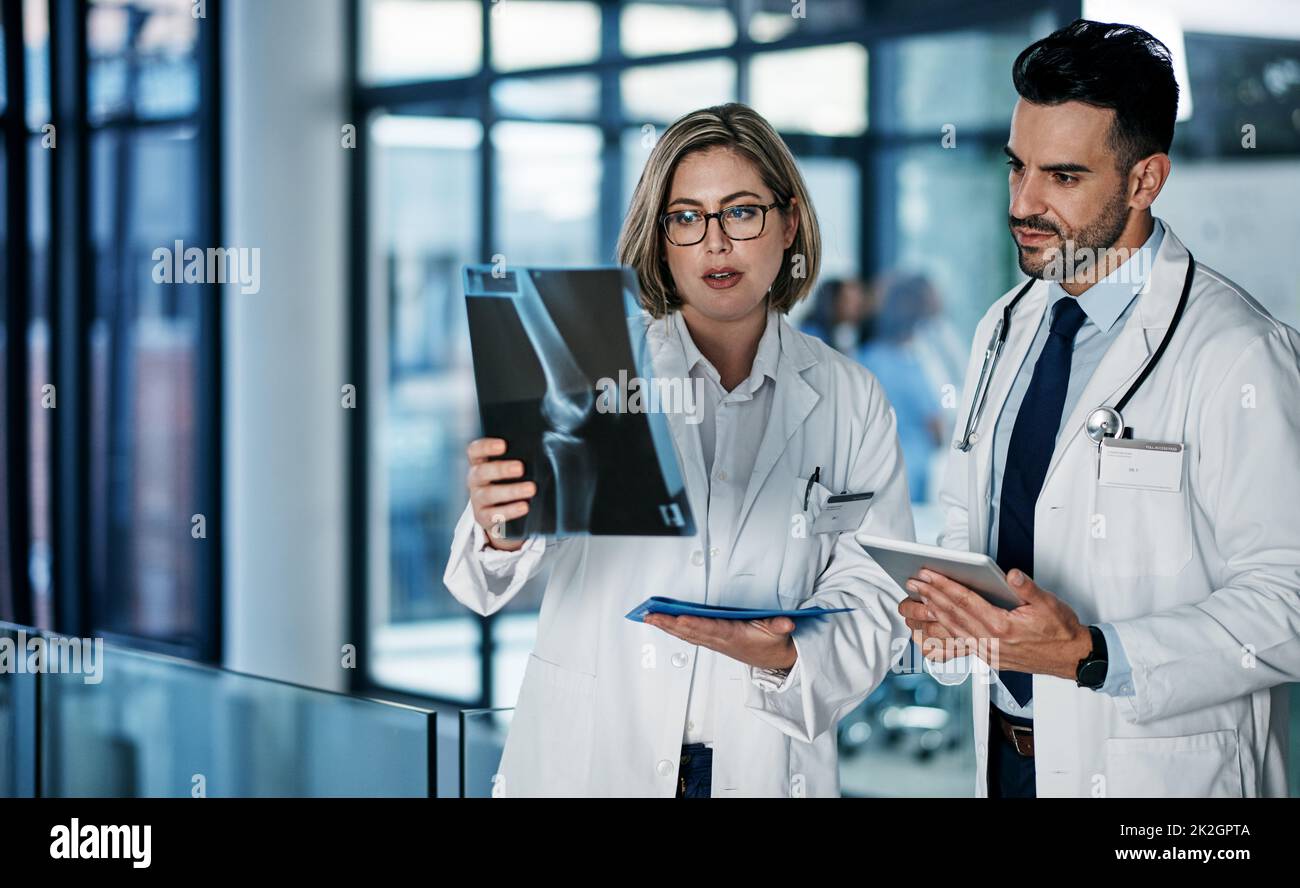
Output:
[1104, 729, 1243, 798]
[778, 477, 835, 607]
[1089, 483, 1192, 578]
[502, 653, 596, 797]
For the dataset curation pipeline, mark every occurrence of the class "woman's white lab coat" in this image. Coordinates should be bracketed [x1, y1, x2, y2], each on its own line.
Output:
[443, 311, 915, 796]
[931, 223, 1300, 797]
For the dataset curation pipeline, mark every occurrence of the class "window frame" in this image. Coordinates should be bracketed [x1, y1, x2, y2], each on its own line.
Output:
[0, 0, 222, 663]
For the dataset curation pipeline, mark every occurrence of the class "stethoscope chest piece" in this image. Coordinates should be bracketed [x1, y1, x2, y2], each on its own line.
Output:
[1085, 405, 1124, 445]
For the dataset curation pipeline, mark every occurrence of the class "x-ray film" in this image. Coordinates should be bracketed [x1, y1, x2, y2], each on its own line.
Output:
[462, 265, 696, 539]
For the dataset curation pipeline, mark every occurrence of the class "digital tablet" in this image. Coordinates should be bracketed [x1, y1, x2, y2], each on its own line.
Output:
[855, 535, 1023, 610]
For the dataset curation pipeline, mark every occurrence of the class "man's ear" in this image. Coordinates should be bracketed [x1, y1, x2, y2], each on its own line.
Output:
[1129, 153, 1171, 210]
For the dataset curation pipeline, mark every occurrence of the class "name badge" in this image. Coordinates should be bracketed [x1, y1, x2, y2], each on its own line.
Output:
[1098, 438, 1184, 492]
[812, 492, 874, 534]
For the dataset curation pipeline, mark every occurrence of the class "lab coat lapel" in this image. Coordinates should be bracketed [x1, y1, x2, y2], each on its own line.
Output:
[644, 315, 709, 532]
[733, 317, 819, 548]
[1041, 225, 1190, 488]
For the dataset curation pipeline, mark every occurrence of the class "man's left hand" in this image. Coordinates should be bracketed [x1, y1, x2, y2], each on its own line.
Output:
[903, 569, 1091, 679]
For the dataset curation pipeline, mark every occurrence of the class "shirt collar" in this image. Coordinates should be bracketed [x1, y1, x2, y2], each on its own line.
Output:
[1048, 217, 1165, 334]
[674, 308, 781, 394]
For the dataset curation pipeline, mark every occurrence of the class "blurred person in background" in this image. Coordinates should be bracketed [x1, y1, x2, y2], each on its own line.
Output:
[800, 276, 878, 356]
[858, 273, 948, 502]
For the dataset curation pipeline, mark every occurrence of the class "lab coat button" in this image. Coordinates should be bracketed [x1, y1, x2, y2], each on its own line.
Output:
[717, 470, 728, 482]
[656, 759, 674, 777]
[671, 652, 688, 668]
[709, 546, 720, 558]
[691, 550, 704, 566]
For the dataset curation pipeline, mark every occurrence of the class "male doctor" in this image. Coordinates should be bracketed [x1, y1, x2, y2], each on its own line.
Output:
[901, 20, 1300, 797]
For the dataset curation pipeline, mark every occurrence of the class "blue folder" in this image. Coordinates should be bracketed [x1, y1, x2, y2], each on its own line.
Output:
[625, 596, 852, 623]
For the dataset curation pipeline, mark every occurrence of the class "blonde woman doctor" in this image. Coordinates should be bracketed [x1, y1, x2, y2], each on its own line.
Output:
[444, 103, 914, 798]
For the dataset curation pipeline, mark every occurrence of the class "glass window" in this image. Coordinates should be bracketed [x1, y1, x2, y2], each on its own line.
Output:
[89, 126, 205, 645]
[868, 139, 1013, 521]
[797, 156, 860, 281]
[889, 142, 1014, 348]
[621, 59, 735, 124]
[87, 0, 199, 124]
[491, 121, 601, 264]
[27, 137, 52, 630]
[1, 14, 7, 115]
[368, 115, 484, 701]
[491, 73, 600, 120]
[361, 0, 482, 83]
[490, 0, 600, 73]
[746, 0, 864, 44]
[19, 0, 52, 637]
[619, 1, 734, 58]
[0, 137, 9, 621]
[25, 0, 50, 130]
[749, 43, 868, 136]
[878, 20, 1050, 135]
[621, 124, 656, 212]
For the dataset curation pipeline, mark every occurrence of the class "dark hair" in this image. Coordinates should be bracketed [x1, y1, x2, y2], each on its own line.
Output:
[1012, 19, 1178, 172]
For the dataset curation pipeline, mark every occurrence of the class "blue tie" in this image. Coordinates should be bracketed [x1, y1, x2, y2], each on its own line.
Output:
[996, 297, 1088, 707]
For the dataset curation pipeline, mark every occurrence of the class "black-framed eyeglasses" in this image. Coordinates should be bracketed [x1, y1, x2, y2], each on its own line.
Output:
[660, 202, 784, 246]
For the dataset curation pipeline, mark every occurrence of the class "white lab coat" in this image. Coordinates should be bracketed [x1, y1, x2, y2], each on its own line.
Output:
[444, 311, 915, 797]
[931, 222, 1300, 797]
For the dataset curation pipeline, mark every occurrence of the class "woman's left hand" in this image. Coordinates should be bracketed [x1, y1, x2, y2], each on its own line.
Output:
[642, 614, 798, 670]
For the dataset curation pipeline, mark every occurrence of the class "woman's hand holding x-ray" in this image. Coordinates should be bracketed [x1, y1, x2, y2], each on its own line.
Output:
[467, 437, 535, 552]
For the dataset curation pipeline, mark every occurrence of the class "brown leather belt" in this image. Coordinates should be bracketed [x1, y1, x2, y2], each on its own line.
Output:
[994, 710, 1035, 757]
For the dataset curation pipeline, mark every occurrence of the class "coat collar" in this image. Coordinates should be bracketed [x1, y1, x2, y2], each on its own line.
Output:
[672, 308, 784, 396]
[1040, 219, 1193, 487]
[965, 220, 1193, 545]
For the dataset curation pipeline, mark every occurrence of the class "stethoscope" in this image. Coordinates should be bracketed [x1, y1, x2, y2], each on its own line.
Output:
[955, 253, 1195, 452]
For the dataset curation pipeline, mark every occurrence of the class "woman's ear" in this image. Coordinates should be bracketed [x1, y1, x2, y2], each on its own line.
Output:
[782, 197, 800, 250]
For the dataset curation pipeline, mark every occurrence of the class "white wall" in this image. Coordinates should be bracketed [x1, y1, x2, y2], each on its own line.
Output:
[1158, 158, 1300, 330]
[222, 0, 350, 690]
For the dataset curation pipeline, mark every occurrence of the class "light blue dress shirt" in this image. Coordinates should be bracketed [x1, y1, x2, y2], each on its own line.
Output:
[986, 220, 1164, 718]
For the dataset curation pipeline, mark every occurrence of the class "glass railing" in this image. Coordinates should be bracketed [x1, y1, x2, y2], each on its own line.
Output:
[459, 707, 513, 798]
[1, 620, 436, 797]
[9, 617, 1300, 797]
[0, 623, 39, 797]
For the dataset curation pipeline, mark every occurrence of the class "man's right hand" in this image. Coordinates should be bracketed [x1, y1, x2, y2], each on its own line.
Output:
[466, 437, 536, 552]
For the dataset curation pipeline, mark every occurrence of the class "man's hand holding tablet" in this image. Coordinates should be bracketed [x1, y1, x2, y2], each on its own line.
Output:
[858, 534, 1095, 679]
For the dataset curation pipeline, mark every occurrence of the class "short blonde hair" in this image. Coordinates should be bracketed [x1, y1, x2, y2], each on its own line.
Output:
[617, 103, 822, 318]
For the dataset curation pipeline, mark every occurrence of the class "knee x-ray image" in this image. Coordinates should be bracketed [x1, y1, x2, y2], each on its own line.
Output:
[462, 265, 696, 539]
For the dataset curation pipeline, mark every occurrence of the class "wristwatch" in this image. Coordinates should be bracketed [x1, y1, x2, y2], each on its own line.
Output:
[1075, 625, 1109, 690]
